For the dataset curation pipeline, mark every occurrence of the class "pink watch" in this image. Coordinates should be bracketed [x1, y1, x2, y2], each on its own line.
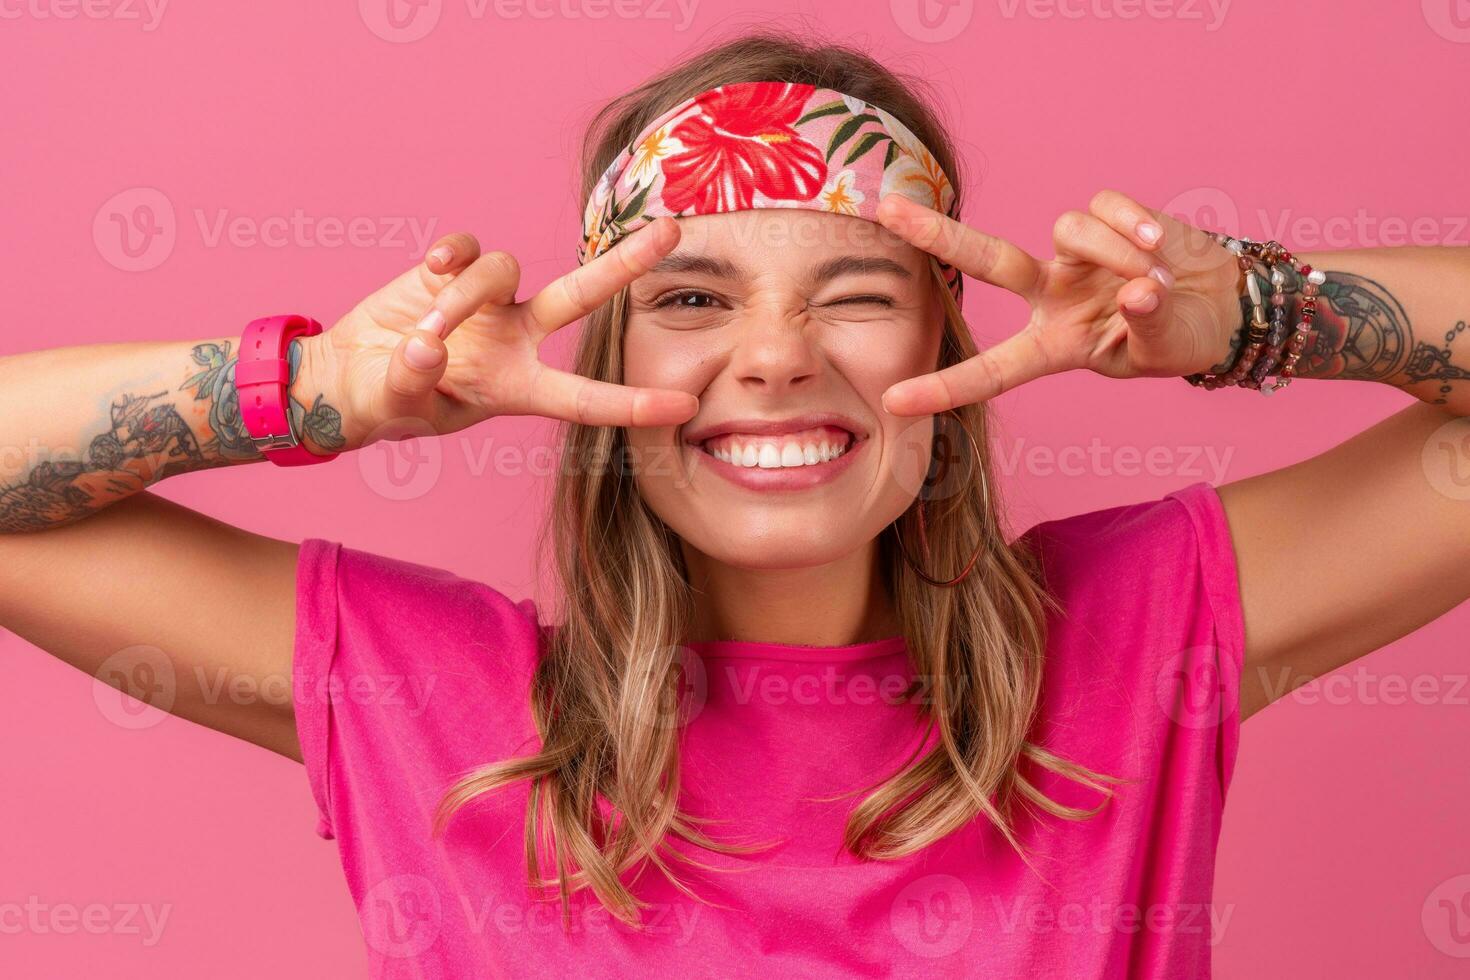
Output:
[236, 315, 338, 467]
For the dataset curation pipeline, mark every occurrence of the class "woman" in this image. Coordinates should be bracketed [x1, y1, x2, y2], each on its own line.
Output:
[2, 30, 1467, 978]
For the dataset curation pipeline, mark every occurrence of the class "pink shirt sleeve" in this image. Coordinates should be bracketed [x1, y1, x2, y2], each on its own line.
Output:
[292, 538, 545, 841]
[1163, 479, 1247, 794]
[1018, 479, 1247, 803]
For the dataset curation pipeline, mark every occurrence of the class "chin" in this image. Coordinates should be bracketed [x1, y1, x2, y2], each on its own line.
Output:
[682, 518, 866, 572]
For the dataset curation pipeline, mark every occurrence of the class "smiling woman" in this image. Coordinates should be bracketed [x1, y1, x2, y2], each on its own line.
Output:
[429, 52, 1129, 943]
[4, 21, 1470, 980]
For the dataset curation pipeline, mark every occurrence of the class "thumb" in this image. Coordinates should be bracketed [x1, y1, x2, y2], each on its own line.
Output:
[380, 329, 448, 423]
[1117, 276, 1176, 372]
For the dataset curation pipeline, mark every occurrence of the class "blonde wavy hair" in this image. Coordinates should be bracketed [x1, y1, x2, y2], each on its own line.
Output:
[435, 28, 1120, 924]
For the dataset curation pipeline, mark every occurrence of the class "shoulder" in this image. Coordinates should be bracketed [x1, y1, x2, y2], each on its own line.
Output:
[1014, 479, 1242, 640]
[296, 537, 544, 649]
[293, 536, 547, 718]
[1015, 481, 1246, 785]
[292, 539, 546, 839]
[1017, 481, 1228, 584]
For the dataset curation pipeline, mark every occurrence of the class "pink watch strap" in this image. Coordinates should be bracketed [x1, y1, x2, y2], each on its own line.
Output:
[237, 315, 338, 467]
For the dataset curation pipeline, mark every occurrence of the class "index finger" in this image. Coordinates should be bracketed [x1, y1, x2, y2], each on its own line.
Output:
[876, 194, 1042, 298]
[526, 364, 698, 429]
[881, 329, 1056, 415]
[524, 217, 680, 339]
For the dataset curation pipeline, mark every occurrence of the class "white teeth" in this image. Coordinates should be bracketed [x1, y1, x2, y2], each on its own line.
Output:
[704, 434, 851, 469]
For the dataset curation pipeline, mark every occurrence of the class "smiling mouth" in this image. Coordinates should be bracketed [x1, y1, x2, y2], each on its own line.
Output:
[696, 425, 858, 470]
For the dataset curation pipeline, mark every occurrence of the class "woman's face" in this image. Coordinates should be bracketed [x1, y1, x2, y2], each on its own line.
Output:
[622, 209, 944, 571]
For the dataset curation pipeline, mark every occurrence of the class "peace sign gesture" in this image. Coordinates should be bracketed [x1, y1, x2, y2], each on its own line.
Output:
[308, 217, 698, 448]
[874, 190, 1243, 416]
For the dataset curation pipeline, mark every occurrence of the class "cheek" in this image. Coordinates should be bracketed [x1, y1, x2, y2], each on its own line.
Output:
[621, 327, 704, 515]
[621, 326, 707, 391]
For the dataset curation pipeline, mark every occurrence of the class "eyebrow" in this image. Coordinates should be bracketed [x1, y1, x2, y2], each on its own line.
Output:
[646, 252, 913, 283]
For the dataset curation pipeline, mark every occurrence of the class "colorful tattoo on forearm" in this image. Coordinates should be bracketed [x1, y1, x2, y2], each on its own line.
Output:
[1282, 270, 1470, 402]
[0, 340, 344, 533]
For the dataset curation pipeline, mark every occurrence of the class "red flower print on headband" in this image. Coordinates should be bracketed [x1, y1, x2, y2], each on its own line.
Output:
[659, 82, 828, 215]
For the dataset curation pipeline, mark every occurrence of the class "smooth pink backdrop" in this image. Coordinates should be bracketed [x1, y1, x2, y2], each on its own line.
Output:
[3, 1, 1469, 976]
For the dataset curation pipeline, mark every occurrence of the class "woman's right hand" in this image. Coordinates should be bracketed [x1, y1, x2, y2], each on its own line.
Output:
[304, 217, 697, 449]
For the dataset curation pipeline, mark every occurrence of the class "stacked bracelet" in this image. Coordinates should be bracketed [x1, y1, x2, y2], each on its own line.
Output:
[1183, 234, 1327, 394]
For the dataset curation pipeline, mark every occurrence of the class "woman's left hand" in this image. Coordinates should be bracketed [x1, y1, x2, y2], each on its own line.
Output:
[875, 189, 1244, 415]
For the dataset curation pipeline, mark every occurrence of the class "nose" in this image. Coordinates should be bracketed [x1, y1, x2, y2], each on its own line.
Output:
[727, 305, 821, 394]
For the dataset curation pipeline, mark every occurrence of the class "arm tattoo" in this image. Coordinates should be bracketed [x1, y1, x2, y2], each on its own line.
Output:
[1276, 268, 1469, 403]
[0, 340, 345, 533]
[1204, 295, 1251, 374]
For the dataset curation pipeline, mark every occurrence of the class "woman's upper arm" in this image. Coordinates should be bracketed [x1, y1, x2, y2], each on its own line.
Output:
[0, 490, 304, 760]
[1218, 399, 1470, 719]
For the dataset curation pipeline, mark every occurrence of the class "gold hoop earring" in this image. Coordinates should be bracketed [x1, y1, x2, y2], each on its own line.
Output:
[894, 407, 989, 588]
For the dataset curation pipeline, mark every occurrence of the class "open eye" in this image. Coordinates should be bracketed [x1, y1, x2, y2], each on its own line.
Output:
[652, 289, 724, 310]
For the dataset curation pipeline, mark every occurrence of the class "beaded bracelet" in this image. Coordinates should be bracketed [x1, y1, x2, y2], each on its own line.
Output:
[1183, 234, 1327, 394]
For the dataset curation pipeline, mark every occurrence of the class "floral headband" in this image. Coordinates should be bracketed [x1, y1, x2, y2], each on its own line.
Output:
[577, 80, 964, 306]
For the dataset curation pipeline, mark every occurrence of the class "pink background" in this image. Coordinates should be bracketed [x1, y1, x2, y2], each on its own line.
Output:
[3, 0, 1469, 975]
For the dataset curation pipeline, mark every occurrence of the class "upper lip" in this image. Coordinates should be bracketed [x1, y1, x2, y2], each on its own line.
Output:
[683, 412, 867, 445]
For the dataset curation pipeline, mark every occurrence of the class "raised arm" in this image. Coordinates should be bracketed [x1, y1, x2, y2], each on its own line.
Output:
[1213, 246, 1470, 718]
[869, 190, 1470, 723]
[0, 221, 696, 759]
[0, 335, 343, 533]
[0, 332, 344, 758]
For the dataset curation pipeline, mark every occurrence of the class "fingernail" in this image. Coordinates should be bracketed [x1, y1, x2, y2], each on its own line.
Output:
[1148, 264, 1174, 288]
[1137, 222, 1163, 245]
[415, 309, 447, 338]
[427, 246, 453, 267]
[1127, 292, 1160, 314]
[405, 334, 443, 369]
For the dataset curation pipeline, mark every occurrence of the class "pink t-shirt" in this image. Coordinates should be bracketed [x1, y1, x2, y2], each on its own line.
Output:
[293, 479, 1244, 978]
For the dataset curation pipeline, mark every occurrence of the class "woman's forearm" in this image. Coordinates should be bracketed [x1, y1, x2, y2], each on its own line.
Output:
[1272, 246, 1470, 412]
[0, 337, 344, 533]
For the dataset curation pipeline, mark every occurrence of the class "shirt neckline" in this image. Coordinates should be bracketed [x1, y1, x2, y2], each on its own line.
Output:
[681, 634, 908, 663]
